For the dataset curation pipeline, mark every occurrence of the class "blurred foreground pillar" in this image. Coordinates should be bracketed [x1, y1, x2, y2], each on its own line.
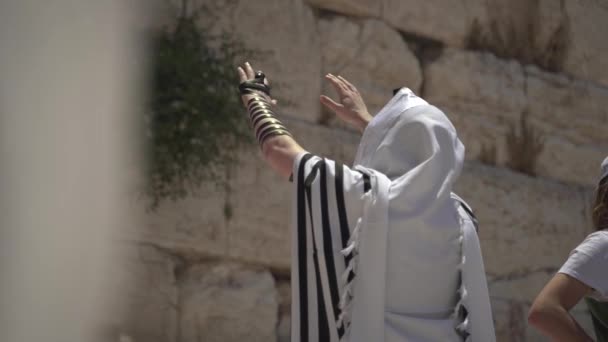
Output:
[0, 1, 144, 341]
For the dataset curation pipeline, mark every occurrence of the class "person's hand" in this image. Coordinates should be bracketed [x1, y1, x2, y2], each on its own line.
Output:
[237, 62, 278, 108]
[320, 74, 372, 133]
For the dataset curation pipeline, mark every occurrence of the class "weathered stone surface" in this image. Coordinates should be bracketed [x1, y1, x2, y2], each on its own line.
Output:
[383, 0, 484, 47]
[179, 263, 278, 342]
[526, 62, 608, 185]
[526, 65, 608, 146]
[425, 49, 608, 185]
[276, 279, 291, 342]
[306, 0, 484, 47]
[490, 298, 528, 342]
[318, 17, 422, 121]
[455, 162, 592, 277]
[306, 0, 381, 18]
[489, 271, 554, 303]
[445, 105, 607, 186]
[108, 245, 178, 342]
[191, 0, 322, 123]
[133, 118, 360, 271]
[307, 0, 570, 64]
[424, 49, 527, 117]
[232, 0, 321, 123]
[564, 0, 608, 87]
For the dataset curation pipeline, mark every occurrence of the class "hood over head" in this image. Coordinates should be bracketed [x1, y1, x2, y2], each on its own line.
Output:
[354, 88, 465, 216]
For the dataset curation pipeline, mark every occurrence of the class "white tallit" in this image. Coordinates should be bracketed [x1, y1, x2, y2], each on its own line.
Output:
[291, 88, 495, 341]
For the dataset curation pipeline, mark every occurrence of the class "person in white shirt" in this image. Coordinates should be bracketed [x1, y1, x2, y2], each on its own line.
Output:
[528, 157, 608, 342]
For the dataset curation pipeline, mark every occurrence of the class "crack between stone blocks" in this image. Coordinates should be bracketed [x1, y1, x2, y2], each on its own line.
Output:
[418, 55, 427, 98]
[487, 266, 558, 283]
[123, 240, 183, 341]
[129, 239, 291, 340]
[131, 239, 292, 276]
[397, 32, 444, 97]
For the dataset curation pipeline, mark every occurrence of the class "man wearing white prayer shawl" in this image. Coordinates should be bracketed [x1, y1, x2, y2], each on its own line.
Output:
[237, 62, 496, 342]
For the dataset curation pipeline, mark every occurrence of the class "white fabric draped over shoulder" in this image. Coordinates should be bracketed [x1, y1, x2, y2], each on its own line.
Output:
[290, 88, 495, 342]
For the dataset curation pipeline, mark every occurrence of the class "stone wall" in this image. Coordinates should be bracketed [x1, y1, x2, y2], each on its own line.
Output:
[118, 0, 607, 341]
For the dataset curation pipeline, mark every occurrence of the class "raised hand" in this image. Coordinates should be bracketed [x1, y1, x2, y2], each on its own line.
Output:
[320, 74, 372, 133]
[237, 62, 277, 108]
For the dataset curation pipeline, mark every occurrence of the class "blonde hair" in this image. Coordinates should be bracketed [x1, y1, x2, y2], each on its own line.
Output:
[592, 178, 608, 230]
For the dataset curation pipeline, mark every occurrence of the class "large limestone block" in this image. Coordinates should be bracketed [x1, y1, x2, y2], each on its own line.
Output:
[276, 280, 292, 342]
[489, 271, 554, 303]
[305, 0, 381, 18]
[232, 0, 321, 123]
[179, 263, 278, 342]
[526, 65, 608, 146]
[524, 64, 608, 185]
[490, 299, 528, 342]
[425, 49, 607, 185]
[106, 245, 178, 342]
[135, 118, 361, 270]
[445, 105, 607, 186]
[455, 162, 592, 277]
[564, 0, 608, 86]
[194, 0, 322, 123]
[466, 0, 570, 72]
[382, 0, 484, 47]
[424, 49, 526, 118]
[318, 17, 422, 120]
[536, 137, 606, 187]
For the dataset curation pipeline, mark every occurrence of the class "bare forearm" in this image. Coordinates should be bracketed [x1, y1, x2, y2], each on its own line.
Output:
[261, 135, 306, 180]
[529, 306, 594, 342]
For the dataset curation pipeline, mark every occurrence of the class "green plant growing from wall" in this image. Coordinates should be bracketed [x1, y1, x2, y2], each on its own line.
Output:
[505, 111, 545, 176]
[144, 7, 253, 209]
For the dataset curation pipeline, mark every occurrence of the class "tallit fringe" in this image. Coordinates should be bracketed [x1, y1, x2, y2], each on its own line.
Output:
[453, 215, 472, 341]
[337, 190, 373, 339]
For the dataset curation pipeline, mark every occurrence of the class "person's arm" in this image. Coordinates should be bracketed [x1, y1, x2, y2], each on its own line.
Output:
[237, 64, 370, 179]
[260, 135, 305, 179]
[528, 273, 595, 342]
[237, 62, 305, 179]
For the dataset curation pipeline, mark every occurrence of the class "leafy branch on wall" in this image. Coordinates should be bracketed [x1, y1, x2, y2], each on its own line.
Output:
[144, 5, 253, 209]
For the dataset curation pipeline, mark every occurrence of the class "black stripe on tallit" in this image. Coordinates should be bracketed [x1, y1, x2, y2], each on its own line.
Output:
[304, 159, 330, 342]
[333, 162, 350, 338]
[363, 173, 371, 193]
[296, 153, 314, 342]
[334, 162, 351, 256]
[320, 161, 344, 339]
[314, 247, 330, 342]
[456, 200, 479, 233]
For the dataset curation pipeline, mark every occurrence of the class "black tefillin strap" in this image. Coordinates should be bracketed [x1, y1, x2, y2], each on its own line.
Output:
[238, 71, 292, 147]
[239, 70, 272, 96]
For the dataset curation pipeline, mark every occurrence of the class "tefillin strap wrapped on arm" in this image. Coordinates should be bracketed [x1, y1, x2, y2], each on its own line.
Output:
[239, 71, 292, 147]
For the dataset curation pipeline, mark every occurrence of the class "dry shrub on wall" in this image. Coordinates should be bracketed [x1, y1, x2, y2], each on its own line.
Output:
[505, 111, 545, 176]
[478, 142, 497, 166]
[467, 0, 570, 72]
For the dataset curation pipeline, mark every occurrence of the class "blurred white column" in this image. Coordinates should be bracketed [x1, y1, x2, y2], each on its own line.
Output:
[0, 1, 144, 341]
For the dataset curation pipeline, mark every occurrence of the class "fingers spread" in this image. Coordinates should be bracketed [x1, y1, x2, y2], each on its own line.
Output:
[320, 95, 343, 112]
[237, 67, 247, 82]
[326, 73, 348, 95]
[244, 62, 255, 79]
[338, 75, 357, 92]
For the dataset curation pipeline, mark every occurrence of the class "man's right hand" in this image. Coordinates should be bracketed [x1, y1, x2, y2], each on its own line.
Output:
[320, 74, 372, 133]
